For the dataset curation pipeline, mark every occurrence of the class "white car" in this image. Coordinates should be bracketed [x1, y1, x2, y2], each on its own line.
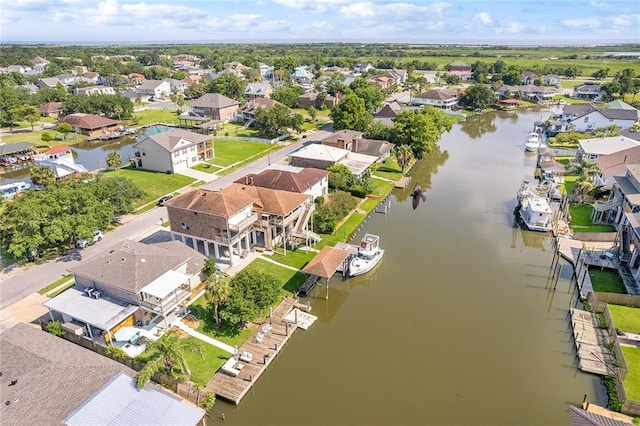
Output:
[76, 231, 103, 248]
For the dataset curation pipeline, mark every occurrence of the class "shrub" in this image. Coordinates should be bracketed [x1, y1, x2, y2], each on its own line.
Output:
[314, 196, 324, 205]
[350, 185, 368, 198]
[45, 320, 64, 337]
[41, 131, 53, 142]
[200, 391, 216, 412]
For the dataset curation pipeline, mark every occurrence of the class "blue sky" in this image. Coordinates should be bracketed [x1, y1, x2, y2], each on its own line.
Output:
[1, 0, 639, 44]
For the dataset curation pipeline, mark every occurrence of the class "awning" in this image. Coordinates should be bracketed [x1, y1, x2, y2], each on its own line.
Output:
[113, 326, 139, 342]
[139, 270, 190, 299]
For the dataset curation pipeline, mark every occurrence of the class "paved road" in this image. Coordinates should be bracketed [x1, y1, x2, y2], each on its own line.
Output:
[0, 128, 331, 310]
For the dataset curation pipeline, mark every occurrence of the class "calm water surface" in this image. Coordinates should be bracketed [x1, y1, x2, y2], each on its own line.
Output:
[210, 110, 606, 425]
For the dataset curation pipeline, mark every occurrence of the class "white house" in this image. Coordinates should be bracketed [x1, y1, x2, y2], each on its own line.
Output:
[354, 63, 375, 73]
[576, 136, 640, 162]
[34, 146, 88, 179]
[135, 79, 171, 99]
[73, 85, 116, 96]
[571, 108, 638, 132]
[413, 89, 459, 108]
[163, 78, 188, 94]
[259, 63, 274, 79]
[133, 128, 214, 173]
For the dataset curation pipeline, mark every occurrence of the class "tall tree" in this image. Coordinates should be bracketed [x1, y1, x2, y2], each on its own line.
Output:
[395, 144, 414, 174]
[18, 105, 41, 131]
[204, 274, 231, 328]
[105, 151, 122, 170]
[29, 165, 56, 187]
[460, 84, 497, 111]
[392, 107, 454, 158]
[219, 270, 281, 326]
[349, 77, 384, 112]
[271, 85, 304, 108]
[208, 73, 246, 101]
[330, 94, 372, 132]
[136, 330, 203, 389]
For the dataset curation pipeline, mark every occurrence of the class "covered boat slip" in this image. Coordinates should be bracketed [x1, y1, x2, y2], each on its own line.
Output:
[299, 246, 351, 299]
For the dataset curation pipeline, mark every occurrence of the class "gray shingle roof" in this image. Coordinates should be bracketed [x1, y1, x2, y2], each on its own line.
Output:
[134, 128, 211, 152]
[190, 93, 239, 108]
[68, 240, 205, 294]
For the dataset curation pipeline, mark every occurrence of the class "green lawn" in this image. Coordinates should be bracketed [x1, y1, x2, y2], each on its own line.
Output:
[219, 122, 262, 138]
[191, 162, 223, 174]
[609, 304, 640, 334]
[209, 139, 273, 168]
[589, 269, 627, 294]
[187, 296, 254, 347]
[269, 250, 316, 269]
[373, 158, 405, 181]
[621, 346, 640, 401]
[561, 176, 576, 195]
[180, 336, 229, 387]
[243, 258, 306, 295]
[293, 108, 331, 117]
[0, 129, 86, 148]
[38, 274, 73, 295]
[48, 282, 76, 298]
[103, 168, 195, 208]
[133, 109, 181, 126]
[318, 212, 366, 249]
[569, 205, 616, 232]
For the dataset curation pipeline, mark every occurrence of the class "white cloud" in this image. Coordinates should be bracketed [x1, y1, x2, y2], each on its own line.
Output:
[339, 2, 450, 20]
[562, 18, 600, 29]
[495, 22, 524, 34]
[589, 0, 613, 9]
[86, 0, 207, 27]
[339, 2, 376, 19]
[474, 12, 493, 25]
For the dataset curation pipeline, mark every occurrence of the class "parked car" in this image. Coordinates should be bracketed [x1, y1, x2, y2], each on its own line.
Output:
[76, 230, 103, 248]
[158, 195, 173, 206]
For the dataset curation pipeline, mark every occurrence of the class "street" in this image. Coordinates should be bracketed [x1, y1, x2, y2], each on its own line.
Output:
[0, 128, 331, 310]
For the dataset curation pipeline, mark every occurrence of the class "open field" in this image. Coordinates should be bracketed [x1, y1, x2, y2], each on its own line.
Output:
[104, 167, 195, 208]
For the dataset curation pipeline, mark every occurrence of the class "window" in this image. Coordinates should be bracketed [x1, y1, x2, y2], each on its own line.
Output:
[182, 148, 187, 155]
[173, 152, 179, 158]
[191, 146, 196, 152]
[181, 222, 189, 230]
[584, 117, 589, 122]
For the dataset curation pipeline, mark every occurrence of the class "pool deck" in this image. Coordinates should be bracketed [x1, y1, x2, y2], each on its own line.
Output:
[205, 297, 298, 404]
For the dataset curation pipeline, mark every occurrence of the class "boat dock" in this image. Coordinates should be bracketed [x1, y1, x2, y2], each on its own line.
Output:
[570, 308, 616, 376]
[206, 297, 300, 404]
[394, 176, 411, 189]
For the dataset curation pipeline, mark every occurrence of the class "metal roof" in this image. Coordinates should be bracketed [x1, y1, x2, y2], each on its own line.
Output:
[64, 372, 204, 426]
[140, 270, 190, 299]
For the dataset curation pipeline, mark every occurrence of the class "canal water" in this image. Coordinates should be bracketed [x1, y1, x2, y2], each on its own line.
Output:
[210, 109, 606, 425]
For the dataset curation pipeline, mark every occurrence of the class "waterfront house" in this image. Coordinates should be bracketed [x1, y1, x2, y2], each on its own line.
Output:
[245, 82, 273, 100]
[235, 165, 329, 199]
[165, 185, 313, 264]
[321, 130, 394, 161]
[0, 323, 205, 425]
[576, 136, 640, 162]
[561, 104, 638, 132]
[573, 82, 605, 101]
[412, 89, 459, 109]
[58, 113, 119, 138]
[132, 128, 214, 173]
[494, 84, 556, 103]
[38, 102, 64, 118]
[190, 93, 240, 122]
[44, 239, 206, 342]
[288, 143, 378, 177]
[594, 145, 640, 189]
[34, 146, 88, 179]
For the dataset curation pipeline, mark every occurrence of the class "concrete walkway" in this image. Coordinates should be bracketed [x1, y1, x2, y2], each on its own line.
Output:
[175, 168, 219, 183]
[173, 320, 235, 354]
[259, 256, 301, 272]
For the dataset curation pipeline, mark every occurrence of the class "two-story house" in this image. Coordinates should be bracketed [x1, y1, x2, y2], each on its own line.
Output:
[573, 82, 605, 101]
[321, 130, 394, 161]
[190, 93, 239, 122]
[412, 89, 459, 109]
[236, 98, 283, 126]
[576, 135, 640, 163]
[73, 85, 116, 96]
[354, 63, 375, 74]
[133, 128, 214, 173]
[245, 82, 273, 100]
[135, 79, 171, 99]
[165, 185, 312, 265]
[43, 240, 207, 343]
[235, 165, 329, 200]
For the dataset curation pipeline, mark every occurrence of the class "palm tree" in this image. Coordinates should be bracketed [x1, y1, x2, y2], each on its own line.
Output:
[204, 274, 231, 328]
[136, 330, 203, 389]
[569, 158, 597, 177]
[105, 151, 122, 170]
[574, 170, 595, 202]
[395, 144, 414, 174]
[30, 165, 56, 187]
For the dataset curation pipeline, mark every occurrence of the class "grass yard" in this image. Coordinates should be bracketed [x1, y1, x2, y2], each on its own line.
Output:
[608, 304, 640, 334]
[373, 157, 405, 181]
[103, 168, 195, 208]
[191, 162, 223, 174]
[48, 282, 76, 297]
[188, 296, 254, 347]
[589, 269, 627, 294]
[219, 123, 262, 138]
[38, 274, 73, 295]
[180, 337, 229, 387]
[269, 249, 315, 270]
[209, 139, 274, 168]
[243, 258, 306, 295]
[569, 205, 616, 232]
[621, 346, 640, 401]
[562, 176, 577, 195]
[319, 212, 366, 249]
[133, 109, 181, 126]
[0, 129, 86, 149]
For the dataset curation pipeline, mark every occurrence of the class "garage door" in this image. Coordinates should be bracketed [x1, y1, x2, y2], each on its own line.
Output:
[173, 159, 188, 171]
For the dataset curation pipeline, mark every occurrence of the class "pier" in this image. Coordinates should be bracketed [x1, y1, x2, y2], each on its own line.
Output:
[569, 308, 616, 376]
[206, 297, 299, 404]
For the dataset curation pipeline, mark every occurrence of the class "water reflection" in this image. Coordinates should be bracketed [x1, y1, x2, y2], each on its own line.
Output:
[395, 145, 449, 203]
[458, 112, 497, 139]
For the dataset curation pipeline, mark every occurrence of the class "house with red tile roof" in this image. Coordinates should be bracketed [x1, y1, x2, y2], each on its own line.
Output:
[58, 113, 119, 137]
[235, 165, 329, 199]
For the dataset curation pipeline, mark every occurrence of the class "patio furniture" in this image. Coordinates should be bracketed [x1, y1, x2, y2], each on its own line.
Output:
[221, 357, 241, 377]
[85, 288, 94, 296]
[240, 351, 253, 362]
[92, 291, 101, 299]
[256, 332, 264, 343]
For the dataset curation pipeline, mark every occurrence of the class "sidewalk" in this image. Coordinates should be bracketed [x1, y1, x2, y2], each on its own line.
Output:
[175, 168, 219, 183]
[173, 320, 235, 354]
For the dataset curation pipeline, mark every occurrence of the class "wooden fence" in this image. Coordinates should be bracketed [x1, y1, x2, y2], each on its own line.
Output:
[572, 232, 618, 243]
[594, 292, 640, 307]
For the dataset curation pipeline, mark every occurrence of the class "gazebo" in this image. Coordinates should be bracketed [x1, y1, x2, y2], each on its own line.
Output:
[300, 246, 351, 299]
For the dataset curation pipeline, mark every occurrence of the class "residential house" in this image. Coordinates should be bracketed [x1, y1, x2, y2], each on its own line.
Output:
[368, 75, 395, 90]
[55, 74, 82, 87]
[38, 102, 64, 118]
[33, 146, 88, 178]
[204, 68, 245, 82]
[74, 65, 89, 75]
[493, 84, 556, 103]
[373, 101, 402, 127]
[570, 106, 638, 132]
[36, 77, 61, 89]
[607, 99, 638, 111]
[521, 70, 538, 85]
[163, 78, 188, 94]
[321, 130, 395, 161]
[32, 56, 49, 73]
[190, 93, 240, 122]
[135, 79, 171, 99]
[44, 239, 207, 340]
[73, 85, 116, 96]
[58, 113, 119, 138]
[5, 65, 29, 74]
[447, 63, 473, 80]
[125, 72, 145, 85]
[245, 82, 273, 100]
[83, 72, 100, 84]
[594, 145, 640, 189]
[184, 74, 202, 86]
[288, 143, 378, 177]
[0, 323, 206, 426]
[599, 165, 640, 232]
[297, 91, 340, 109]
[18, 83, 39, 95]
[235, 165, 329, 199]
[354, 63, 375, 74]
[165, 185, 313, 264]
[576, 135, 640, 162]
[259, 63, 274, 80]
[133, 128, 214, 173]
[236, 98, 282, 125]
[388, 69, 408, 85]
[291, 66, 314, 87]
[542, 74, 562, 87]
[412, 89, 459, 109]
[573, 82, 605, 101]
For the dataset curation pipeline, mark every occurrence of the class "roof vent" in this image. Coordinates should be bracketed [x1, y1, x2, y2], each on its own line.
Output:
[140, 259, 146, 263]
[122, 258, 126, 262]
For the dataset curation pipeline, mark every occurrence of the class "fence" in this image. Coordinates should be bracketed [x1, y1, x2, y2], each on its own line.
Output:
[594, 292, 640, 307]
[212, 135, 280, 144]
[572, 232, 618, 242]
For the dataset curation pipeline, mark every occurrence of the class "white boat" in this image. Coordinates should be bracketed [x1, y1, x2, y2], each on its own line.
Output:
[348, 234, 384, 277]
[517, 182, 553, 232]
[0, 181, 31, 198]
[525, 132, 541, 152]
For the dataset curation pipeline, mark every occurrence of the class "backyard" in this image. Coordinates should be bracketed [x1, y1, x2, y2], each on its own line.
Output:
[103, 167, 195, 208]
[589, 269, 627, 294]
[133, 109, 181, 126]
[192, 139, 277, 174]
[609, 304, 640, 334]
[569, 205, 616, 233]
[621, 346, 640, 402]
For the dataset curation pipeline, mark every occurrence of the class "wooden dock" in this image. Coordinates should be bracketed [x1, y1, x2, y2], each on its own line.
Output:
[206, 297, 298, 404]
[394, 176, 411, 189]
[570, 308, 616, 376]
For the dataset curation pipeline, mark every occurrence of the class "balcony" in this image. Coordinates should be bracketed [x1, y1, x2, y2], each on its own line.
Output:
[139, 288, 190, 314]
[228, 213, 258, 232]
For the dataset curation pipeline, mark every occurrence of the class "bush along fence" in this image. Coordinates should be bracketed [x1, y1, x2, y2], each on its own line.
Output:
[586, 293, 640, 415]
